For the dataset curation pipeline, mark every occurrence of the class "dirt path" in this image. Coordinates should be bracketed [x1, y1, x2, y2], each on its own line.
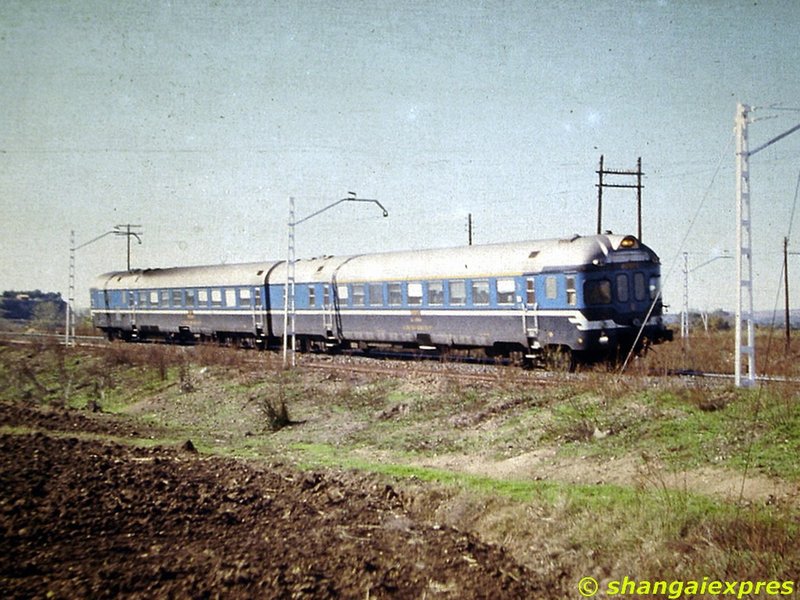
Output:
[0, 403, 553, 599]
[415, 448, 800, 505]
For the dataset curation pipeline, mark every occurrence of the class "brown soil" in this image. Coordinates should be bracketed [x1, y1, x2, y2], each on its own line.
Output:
[0, 403, 549, 599]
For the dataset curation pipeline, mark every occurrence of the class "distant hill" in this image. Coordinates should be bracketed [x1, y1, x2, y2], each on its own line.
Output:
[663, 309, 800, 329]
[754, 309, 800, 328]
[0, 290, 66, 324]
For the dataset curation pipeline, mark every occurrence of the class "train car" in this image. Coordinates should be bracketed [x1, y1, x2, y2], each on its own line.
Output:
[90, 233, 672, 366]
[91, 262, 279, 346]
[273, 233, 671, 366]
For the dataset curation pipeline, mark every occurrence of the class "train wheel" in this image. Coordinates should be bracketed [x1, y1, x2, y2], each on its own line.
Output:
[543, 346, 575, 372]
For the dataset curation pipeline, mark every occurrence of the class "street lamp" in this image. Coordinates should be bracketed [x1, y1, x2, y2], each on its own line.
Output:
[681, 251, 733, 343]
[282, 193, 388, 368]
[65, 225, 144, 345]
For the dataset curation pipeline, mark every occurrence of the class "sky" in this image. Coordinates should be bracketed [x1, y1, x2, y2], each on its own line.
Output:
[2, 0, 799, 313]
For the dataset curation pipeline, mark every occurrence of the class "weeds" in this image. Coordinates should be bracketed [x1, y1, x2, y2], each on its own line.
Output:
[2, 338, 798, 597]
[256, 371, 296, 432]
[261, 393, 291, 431]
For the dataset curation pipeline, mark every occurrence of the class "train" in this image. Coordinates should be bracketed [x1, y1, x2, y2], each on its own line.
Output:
[90, 233, 673, 368]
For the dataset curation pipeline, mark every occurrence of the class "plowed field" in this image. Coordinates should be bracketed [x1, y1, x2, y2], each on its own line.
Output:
[1, 403, 545, 599]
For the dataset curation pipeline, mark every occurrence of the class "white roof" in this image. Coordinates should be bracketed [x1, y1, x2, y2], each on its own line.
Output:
[94, 261, 279, 290]
[92, 235, 656, 289]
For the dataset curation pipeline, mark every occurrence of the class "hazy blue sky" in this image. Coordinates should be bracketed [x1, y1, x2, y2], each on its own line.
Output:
[2, 0, 799, 312]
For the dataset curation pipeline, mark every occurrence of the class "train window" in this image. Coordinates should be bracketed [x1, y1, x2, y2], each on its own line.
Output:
[172, 290, 183, 306]
[337, 285, 349, 302]
[616, 274, 629, 303]
[545, 276, 558, 300]
[185, 289, 197, 307]
[428, 281, 444, 305]
[565, 276, 577, 306]
[308, 285, 316, 307]
[449, 281, 466, 306]
[585, 280, 612, 305]
[408, 282, 423, 306]
[387, 283, 403, 306]
[352, 284, 365, 306]
[323, 285, 331, 307]
[649, 275, 661, 300]
[150, 291, 159, 306]
[211, 289, 223, 307]
[368, 283, 383, 306]
[526, 278, 536, 305]
[160, 290, 169, 306]
[139, 291, 148, 307]
[238, 288, 251, 307]
[634, 273, 647, 301]
[497, 278, 515, 305]
[471, 280, 490, 306]
[225, 289, 236, 308]
[198, 289, 209, 306]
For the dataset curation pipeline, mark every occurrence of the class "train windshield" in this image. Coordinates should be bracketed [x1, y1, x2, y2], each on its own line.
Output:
[585, 273, 660, 306]
[584, 279, 612, 305]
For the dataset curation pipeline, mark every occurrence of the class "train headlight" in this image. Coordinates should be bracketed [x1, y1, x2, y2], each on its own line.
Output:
[620, 236, 638, 249]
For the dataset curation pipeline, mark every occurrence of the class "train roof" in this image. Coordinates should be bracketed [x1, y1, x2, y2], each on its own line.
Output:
[93, 234, 658, 290]
[94, 261, 280, 290]
[304, 234, 657, 283]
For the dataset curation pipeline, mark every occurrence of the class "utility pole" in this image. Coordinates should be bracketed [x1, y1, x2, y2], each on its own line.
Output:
[596, 156, 644, 240]
[785, 237, 791, 353]
[734, 103, 800, 387]
[66, 230, 76, 346]
[735, 103, 756, 388]
[467, 213, 473, 246]
[65, 226, 143, 345]
[115, 224, 143, 271]
[283, 193, 388, 368]
[681, 252, 689, 343]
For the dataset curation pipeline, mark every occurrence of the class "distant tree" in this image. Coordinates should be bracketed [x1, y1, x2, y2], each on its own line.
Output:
[31, 301, 63, 332]
[0, 290, 66, 324]
[707, 311, 732, 332]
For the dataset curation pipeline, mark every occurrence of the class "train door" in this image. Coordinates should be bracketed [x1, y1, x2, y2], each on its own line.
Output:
[522, 277, 539, 340]
[101, 288, 112, 329]
[128, 290, 137, 329]
[322, 281, 342, 348]
[322, 283, 336, 334]
[253, 287, 265, 332]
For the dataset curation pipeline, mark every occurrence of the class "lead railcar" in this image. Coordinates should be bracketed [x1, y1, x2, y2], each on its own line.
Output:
[90, 233, 672, 366]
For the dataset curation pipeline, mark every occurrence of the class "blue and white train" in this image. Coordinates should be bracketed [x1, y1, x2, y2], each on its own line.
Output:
[90, 233, 672, 366]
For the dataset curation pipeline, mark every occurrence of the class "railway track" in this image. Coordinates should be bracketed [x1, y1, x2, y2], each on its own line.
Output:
[3, 330, 796, 385]
[294, 353, 564, 386]
[0, 330, 108, 348]
[0, 330, 570, 384]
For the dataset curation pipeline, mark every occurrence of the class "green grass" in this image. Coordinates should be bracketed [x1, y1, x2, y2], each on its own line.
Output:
[293, 440, 713, 510]
[537, 383, 800, 480]
[3, 342, 799, 591]
[290, 440, 799, 583]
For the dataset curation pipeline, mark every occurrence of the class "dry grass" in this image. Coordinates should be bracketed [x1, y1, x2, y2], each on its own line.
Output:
[646, 330, 800, 379]
[2, 339, 799, 599]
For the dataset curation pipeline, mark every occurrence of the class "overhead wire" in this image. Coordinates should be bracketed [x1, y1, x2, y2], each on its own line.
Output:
[618, 133, 735, 375]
